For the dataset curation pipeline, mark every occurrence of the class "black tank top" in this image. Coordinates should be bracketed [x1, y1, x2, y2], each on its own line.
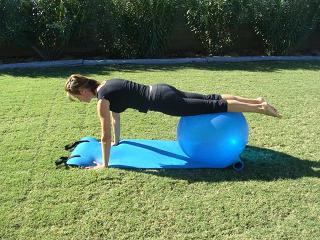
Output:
[96, 79, 150, 113]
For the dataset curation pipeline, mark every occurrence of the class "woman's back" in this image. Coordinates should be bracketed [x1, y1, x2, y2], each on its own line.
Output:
[97, 79, 150, 113]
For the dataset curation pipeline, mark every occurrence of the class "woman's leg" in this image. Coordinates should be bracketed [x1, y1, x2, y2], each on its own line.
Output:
[153, 85, 280, 117]
[152, 84, 227, 116]
[221, 94, 265, 104]
[227, 100, 281, 118]
[221, 94, 280, 117]
[180, 90, 222, 101]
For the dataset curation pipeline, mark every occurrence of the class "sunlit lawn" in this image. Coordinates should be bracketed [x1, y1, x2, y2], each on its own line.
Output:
[0, 61, 319, 239]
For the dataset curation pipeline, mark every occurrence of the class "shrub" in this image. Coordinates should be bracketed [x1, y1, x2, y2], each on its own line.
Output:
[93, 0, 118, 57]
[185, 0, 320, 55]
[23, 0, 77, 59]
[0, 0, 9, 46]
[112, 0, 178, 58]
[0, 0, 27, 48]
[250, 0, 320, 55]
[0, 0, 84, 60]
[1, 0, 177, 59]
[65, 0, 115, 54]
[1, 0, 319, 59]
[186, 0, 249, 55]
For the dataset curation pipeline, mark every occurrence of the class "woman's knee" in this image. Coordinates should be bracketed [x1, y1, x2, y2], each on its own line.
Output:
[221, 94, 236, 100]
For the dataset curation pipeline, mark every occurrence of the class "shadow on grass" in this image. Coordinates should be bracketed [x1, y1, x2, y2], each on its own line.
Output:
[1, 61, 320, 78]
[122, 146, 320, 183]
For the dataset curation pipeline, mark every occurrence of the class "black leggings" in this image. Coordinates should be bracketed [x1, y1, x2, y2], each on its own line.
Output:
[148, 84, 228, 116]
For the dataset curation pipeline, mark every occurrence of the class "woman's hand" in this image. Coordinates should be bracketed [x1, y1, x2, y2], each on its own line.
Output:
[86, 141, 118, 170]
[112, 140, 120, 146]
[85, 161, 107, 170]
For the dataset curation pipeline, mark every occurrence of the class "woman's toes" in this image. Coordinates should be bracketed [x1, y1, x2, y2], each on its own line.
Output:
[261, 102, 281, 118]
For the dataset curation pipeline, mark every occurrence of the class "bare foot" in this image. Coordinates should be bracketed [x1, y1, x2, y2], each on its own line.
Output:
[256, 97, 266, 103]
[260, 102, 281, 118]
[257, 98, 280, 117]
[267, 102, 281, 117]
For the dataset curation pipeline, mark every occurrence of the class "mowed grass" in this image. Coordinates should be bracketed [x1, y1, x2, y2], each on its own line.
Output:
[0, 62, 319, 239]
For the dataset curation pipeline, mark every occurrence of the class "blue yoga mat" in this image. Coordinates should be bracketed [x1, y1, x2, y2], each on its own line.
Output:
[66, 137, 237, 169]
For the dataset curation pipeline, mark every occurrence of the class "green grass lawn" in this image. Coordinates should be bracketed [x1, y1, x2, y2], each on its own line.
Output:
[0, 61, 319, 239]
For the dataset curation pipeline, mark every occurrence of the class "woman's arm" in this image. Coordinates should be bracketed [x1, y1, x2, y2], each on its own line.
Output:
[97, 99, 112, 168]
[111, 112, 120, 145]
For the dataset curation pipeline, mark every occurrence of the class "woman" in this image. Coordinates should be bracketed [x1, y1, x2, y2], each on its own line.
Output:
[65, 74, 280, 169]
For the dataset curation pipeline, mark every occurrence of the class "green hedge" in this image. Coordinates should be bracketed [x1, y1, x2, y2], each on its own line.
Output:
[250, 0, 320, 55]
[0, 0, 177, 59]
[1, 0, 80, 59]
[186, 0, 320, 55]
[0, 0, 319, 59]
[186, 0, 250, 54]
[98, 0, 177, 58]
[0, 0, 27, 47]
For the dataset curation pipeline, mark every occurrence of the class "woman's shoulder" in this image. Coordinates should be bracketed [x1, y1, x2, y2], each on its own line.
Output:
[96, 80, 107, 93]
[104, 78, 132, 86]
[97, 78, 124, 90]
[109, 78, 131, 83]
[97, 79, 128, 97]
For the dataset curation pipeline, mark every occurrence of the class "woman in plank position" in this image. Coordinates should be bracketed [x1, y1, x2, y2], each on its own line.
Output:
[65, 74, 280, 169]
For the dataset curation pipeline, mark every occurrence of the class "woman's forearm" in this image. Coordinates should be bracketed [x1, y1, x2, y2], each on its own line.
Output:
[113, 121, 121, 144]
[101, 137, 111, 167]
[112, 113, 121, 144]
[97, 99, 112, 168]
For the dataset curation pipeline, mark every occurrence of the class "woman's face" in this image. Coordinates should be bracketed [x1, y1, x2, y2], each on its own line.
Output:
[74, 88, 93, 102]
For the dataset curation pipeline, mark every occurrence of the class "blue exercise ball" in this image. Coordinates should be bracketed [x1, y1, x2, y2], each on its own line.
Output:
[177, 112, 249, 168]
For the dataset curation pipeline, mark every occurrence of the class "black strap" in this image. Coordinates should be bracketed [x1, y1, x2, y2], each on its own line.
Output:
[55, 155, 81, 168]
[55, 157, 69, 166]
[64, 140, 89, 151]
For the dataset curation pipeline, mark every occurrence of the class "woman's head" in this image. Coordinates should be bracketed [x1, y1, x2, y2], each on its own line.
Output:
[65, 74, 100, 102]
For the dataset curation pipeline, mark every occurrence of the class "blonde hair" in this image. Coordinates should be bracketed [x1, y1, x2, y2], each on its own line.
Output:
[65, 74, 100, 101]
